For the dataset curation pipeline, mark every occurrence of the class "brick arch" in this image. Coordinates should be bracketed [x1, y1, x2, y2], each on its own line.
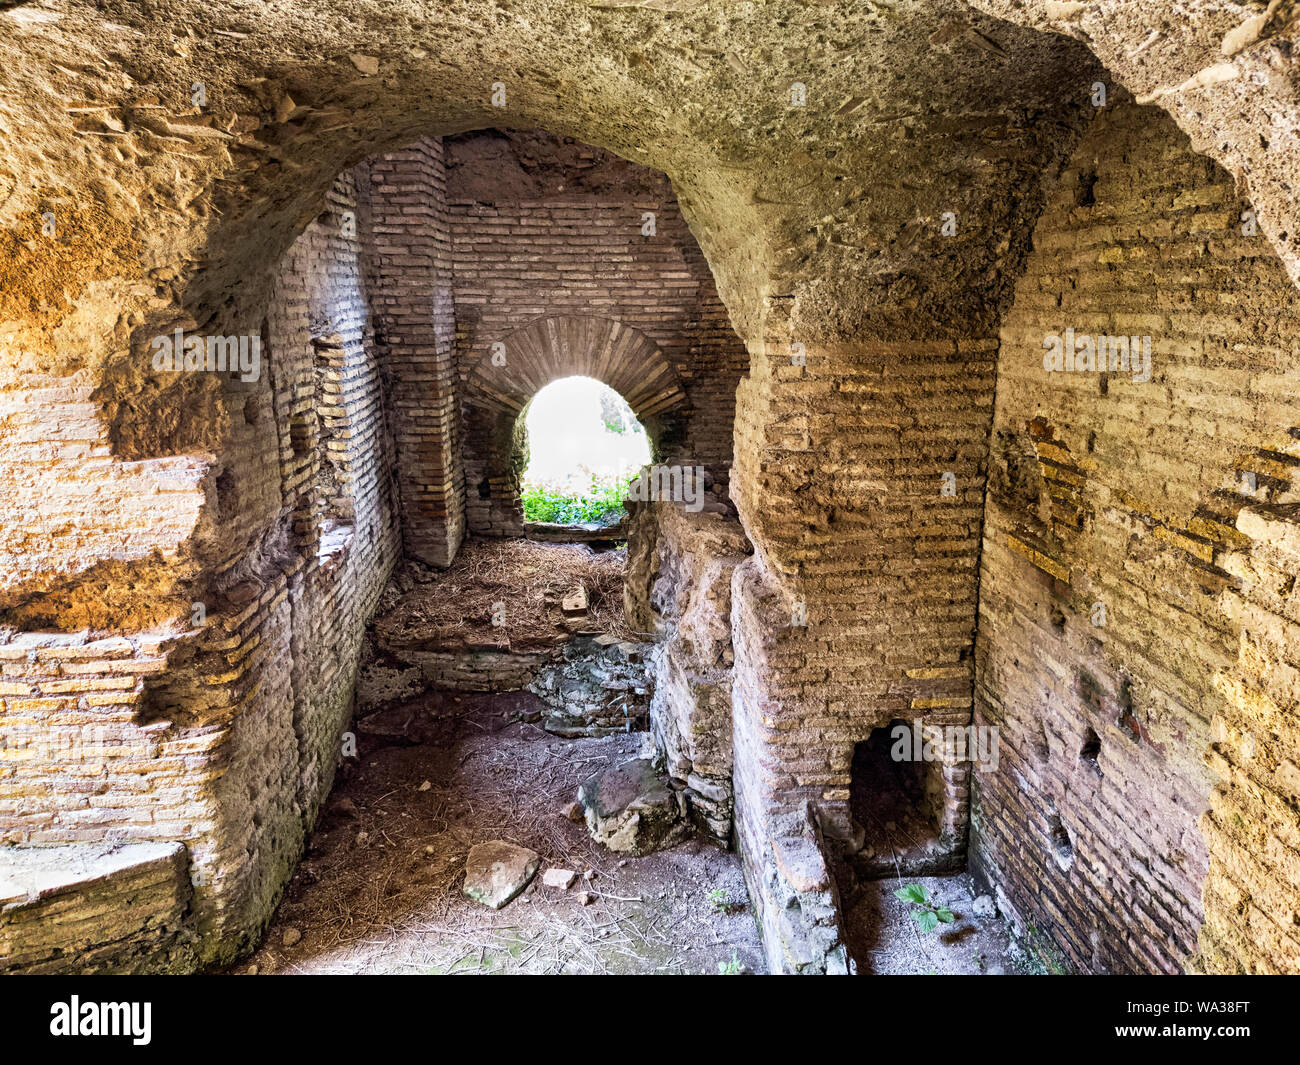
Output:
[12, 0, 1300, 977]
[460, 315, 689, 538]
[464, 315, 688, 421]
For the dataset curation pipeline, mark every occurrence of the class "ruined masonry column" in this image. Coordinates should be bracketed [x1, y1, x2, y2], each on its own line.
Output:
[364, 137, 465, 567]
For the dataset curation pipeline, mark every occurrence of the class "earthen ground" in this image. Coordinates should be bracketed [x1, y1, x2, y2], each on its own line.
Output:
[236, 689, 1023, 976]
[235, 692, 764, 976]
[842, 874, 1023, 976]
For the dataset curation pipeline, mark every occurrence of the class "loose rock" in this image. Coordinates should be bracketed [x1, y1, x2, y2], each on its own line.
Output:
[542, 867, 576, 889]
[462, 841, 541, 909]
[577, 758, 688, 855]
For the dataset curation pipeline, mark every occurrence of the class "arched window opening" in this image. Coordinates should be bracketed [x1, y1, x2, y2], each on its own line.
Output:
[519, 376, 650, 528]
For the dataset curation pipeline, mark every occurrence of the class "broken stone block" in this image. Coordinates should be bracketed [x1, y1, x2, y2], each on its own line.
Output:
[0, 842, 191, 975]
[541, 867, 576, 889]
[561, 585, 588, 614]
[576, 758, 687, 855]
[462, 841, 540, 909]
[772, 836, 830, 894]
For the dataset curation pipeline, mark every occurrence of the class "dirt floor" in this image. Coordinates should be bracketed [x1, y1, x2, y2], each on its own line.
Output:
[373, 539, 638, 656]
[842, 872, 1022, 975]
[235, 686, 1031, 975]
[237, 690, 764, 976]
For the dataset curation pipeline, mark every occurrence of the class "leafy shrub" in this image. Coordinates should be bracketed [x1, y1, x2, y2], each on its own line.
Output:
[522, 472, 636, 525]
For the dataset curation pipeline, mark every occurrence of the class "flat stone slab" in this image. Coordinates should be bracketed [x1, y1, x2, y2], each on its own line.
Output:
[0, 843, 191, 975]
[462, 841, 540, 909]
[0, 842, 186, 908]
[541, 867, 576, 889]
[577, 758, 686, 855]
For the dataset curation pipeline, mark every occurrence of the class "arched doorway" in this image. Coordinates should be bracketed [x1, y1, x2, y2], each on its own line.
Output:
[517, 375, 651, 533]
[460, 315, 689, 537]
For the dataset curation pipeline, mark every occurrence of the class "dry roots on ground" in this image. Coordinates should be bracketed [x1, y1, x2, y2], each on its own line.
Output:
[374, 538, 643, 651]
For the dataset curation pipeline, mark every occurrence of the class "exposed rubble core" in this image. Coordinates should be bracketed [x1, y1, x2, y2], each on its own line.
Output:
[3, 0, 1300, 977]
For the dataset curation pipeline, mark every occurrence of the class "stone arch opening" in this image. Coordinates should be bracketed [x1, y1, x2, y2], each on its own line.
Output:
[513, 375, 652, 534]
[463, 316, 690, 538]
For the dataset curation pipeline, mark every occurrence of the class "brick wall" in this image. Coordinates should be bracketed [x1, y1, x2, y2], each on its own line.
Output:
[365, 139, 465, 567]
[1205, 504, 1300, 972]
[727, 328, 995, 969]
[1, 842, 192, 973]
[972, 102, 1300, 974]
[446, 154, 747, 536]
[0, 168, 402, 967]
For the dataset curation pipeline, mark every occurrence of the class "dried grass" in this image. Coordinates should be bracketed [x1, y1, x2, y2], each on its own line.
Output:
[376, 538, 641, 650]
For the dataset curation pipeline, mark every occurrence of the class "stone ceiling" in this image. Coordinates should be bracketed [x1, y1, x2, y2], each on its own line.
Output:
[0, 0, 1294, 400]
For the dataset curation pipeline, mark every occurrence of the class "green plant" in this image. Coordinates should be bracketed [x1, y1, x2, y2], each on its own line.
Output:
[1018, 922, 1070, 975]
[717, 950, 744, 975]
[893, 883, 956, 933]
[521, 472, 636, 525]
[707, 887, 744, 915]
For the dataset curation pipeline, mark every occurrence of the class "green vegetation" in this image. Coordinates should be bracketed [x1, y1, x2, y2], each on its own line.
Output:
[707, 887, 744, 915]
[717, 950, 744, 975]
[893, 883, 956, 933]
[522, 472, 636, 525]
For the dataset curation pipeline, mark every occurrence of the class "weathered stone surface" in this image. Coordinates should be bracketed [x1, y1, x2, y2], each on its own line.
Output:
[541, 868, 576, 889]
[749, 807, 848, 975]
[462, 842, 541, 909]
[531, 637, 652, 738]
[577, 758, 688, 855]
[0, 843, 193, 974]
[772, 836, 830, 895]
[627, 499, 751, 843]
[561, 587, 588, 615]
[970, 0, 1300, 293]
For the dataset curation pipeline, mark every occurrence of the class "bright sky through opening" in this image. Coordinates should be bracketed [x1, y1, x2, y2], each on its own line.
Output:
[522, 376, 650, 492]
